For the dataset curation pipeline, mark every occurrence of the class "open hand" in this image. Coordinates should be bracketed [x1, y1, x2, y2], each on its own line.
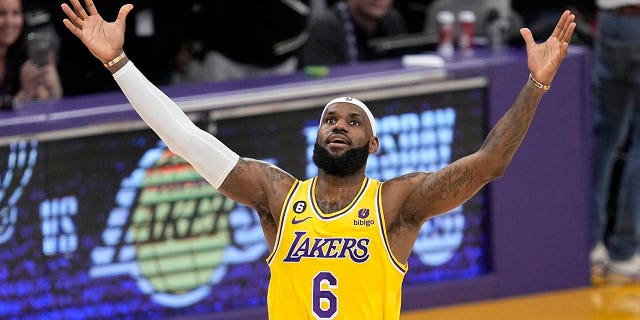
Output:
[520, 10, 576, 86]
[61, 0, 133, 64]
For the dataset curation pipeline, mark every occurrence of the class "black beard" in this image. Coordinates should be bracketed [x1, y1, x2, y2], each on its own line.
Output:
[312, 142, 369, 177]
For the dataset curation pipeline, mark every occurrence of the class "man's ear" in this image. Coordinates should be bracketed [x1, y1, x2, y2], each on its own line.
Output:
[368, 136, 379, 154]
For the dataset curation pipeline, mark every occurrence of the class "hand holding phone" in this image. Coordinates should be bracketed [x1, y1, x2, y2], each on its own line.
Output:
[26, 31, 52, 67]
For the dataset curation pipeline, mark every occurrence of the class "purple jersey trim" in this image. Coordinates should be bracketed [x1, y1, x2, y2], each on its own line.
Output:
[309, 177, 370, 220]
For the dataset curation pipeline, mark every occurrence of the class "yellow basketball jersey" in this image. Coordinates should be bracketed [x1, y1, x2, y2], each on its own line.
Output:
[266, 177, 408, 319]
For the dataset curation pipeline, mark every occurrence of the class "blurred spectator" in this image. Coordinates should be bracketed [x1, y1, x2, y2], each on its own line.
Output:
[172, 0, 310, 84]
[0, 0, 62, 110]
[423, 0, 524, 48]
[590, 0, 640, 280]
[299, 0, 407, 67]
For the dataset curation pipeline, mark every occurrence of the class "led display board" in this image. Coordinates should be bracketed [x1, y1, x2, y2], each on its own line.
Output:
[0, 85, 489, 319]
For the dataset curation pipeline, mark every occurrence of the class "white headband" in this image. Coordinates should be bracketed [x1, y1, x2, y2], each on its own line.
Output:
[321, 97, 377, 136]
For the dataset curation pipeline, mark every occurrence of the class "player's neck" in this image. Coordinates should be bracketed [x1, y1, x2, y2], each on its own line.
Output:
[315, 172, 366, 213]
[317, 170, 365, 188]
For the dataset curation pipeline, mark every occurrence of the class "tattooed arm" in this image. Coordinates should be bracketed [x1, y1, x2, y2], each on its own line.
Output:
[219, 159, 296, 249]
[389, 82, 547, 224]
[382, 11, 576, 262]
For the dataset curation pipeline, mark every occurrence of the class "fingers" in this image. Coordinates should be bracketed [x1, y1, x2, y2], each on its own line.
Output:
[520, 28, 534, 48]
[556, 13, 576, 43]
[69, 0, 88, 20]
[115, 4, 134, 27]
[551, 10, 571, 40]
[560, 22, 577, 44]
[521, 10, 576, 49]
[62, 0, 104, 28]
[61, 3, 83, 29]
[60, 3, 76, 20]
[62, 18, 82, 38]
[562, 41, 569, 56]
[83, 0, 99, 16]
[552, 10, 576, 48]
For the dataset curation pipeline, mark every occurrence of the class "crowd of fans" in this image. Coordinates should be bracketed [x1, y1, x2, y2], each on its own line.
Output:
[0, 0, 596, 103]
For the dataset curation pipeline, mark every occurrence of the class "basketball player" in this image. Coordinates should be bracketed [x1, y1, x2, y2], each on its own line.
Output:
[61, 1, 576, 318]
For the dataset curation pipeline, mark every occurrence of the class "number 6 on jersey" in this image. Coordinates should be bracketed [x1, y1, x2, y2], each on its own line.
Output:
[313, 271, 338, 319]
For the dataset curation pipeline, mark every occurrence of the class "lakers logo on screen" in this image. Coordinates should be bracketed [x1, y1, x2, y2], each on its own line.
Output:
[90, 142, 268, 307]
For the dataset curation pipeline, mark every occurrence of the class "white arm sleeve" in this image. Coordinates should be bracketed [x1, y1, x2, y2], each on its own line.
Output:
[113, 61, 239, 189]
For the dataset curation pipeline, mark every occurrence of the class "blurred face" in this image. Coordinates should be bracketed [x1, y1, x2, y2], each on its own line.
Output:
[348, 0, 392, 20]
[0, 0, 22, 49]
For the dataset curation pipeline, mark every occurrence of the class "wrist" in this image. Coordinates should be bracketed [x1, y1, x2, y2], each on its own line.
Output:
[528, 73, 551, 91]
[104, 51, 130, 74]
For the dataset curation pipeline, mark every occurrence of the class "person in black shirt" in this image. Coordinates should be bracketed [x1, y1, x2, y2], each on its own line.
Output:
[300, 0, 406, 67]
[172, 0, 310, 84]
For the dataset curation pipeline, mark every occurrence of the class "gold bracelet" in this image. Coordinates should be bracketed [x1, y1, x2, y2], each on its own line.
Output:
[528, 73, 550, 91]
[103, 52, 126, 68]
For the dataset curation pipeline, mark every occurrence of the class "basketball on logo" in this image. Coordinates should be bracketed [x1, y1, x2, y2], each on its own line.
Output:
[91, 142, 237, 307]
[131, 149, 235, 301]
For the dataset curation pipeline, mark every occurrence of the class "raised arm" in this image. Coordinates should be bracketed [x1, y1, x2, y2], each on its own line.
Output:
[60, 0, 296, 233]
[388, 11, 576, 224]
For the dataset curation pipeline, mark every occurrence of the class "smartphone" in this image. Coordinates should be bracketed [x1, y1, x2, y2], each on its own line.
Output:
[26, 31, 51, 67]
